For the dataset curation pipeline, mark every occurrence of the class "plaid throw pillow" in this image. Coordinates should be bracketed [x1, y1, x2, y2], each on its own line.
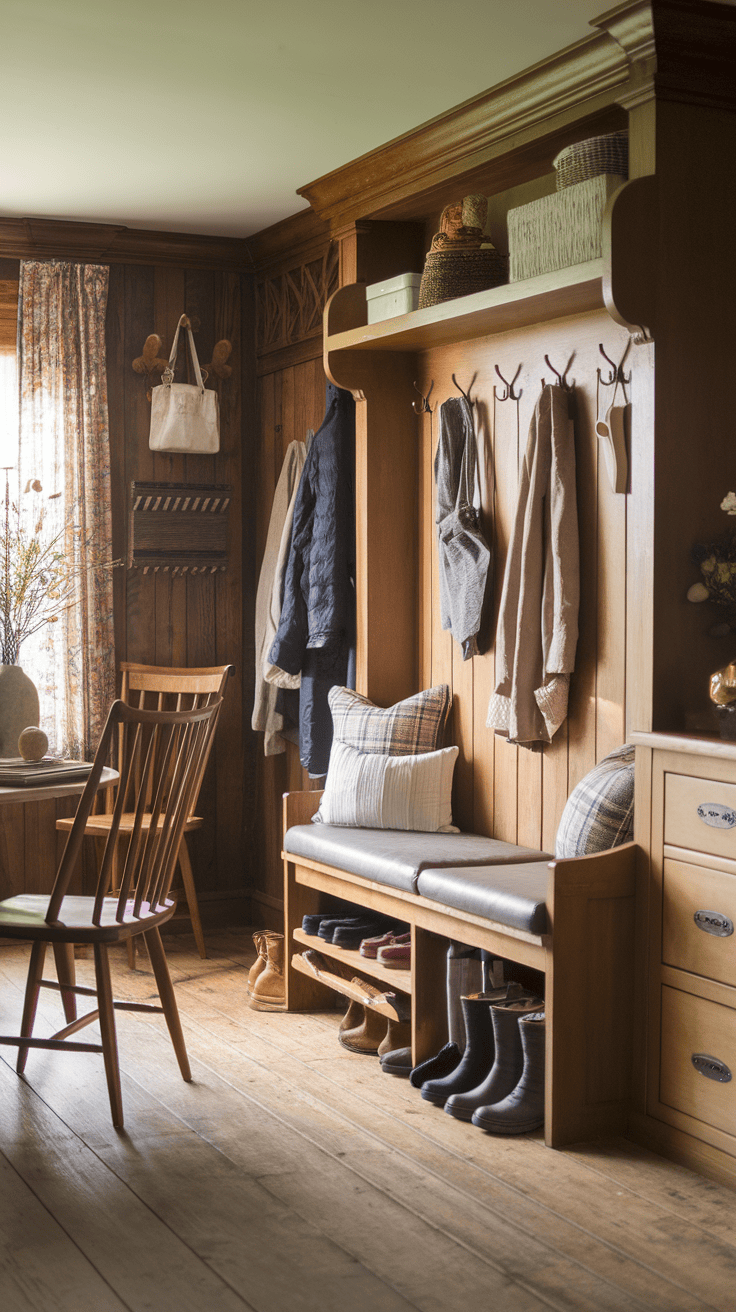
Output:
[555, 744, 634, 859]
[328, 684, 451, 756]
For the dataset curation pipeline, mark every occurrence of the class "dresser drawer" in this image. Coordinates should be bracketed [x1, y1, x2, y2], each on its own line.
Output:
[660, 985, 736, 1137]
[663, 858, 736, 987]
[664, 773, 736, 861]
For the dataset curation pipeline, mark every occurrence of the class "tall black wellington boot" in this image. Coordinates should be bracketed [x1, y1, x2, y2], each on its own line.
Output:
[472, 1012, 546, 1134]
[444, 995, 543, 1121]
[420, 986, 525, 1106]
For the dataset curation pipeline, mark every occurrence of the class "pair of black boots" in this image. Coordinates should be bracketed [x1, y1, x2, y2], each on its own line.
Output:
[416, 988, 546, 1134]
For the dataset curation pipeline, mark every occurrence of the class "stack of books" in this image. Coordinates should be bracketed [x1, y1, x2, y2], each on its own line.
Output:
[0, 759, 93, 787]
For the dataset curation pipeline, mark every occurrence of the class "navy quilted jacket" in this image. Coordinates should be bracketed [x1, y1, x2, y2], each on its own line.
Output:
[268, 381, 355, 775]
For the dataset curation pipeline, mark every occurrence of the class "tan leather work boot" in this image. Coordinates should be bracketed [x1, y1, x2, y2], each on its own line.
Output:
[250, 931, 285, 1009]
[338, 1003, 387, 1054]
[377, 1016, 412, 1057]
[246, 932, 267, 997]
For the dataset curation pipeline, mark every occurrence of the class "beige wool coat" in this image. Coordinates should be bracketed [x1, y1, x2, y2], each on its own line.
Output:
[486, 383, 579, 745]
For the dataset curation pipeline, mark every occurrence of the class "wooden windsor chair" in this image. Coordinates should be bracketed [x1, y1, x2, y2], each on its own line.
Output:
[56, 663, 232, 961]
[0, 694, 224, 1127]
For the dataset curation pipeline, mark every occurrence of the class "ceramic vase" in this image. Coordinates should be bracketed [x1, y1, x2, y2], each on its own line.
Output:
[0, 665, 41, 758]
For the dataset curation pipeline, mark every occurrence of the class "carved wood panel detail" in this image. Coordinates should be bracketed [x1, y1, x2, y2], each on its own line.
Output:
[256, 244, 338, 356]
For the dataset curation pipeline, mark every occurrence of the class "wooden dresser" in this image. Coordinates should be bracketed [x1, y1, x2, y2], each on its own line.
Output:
[632, 732, 736, 1188]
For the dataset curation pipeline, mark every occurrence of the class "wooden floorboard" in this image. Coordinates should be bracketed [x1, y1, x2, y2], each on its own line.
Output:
[0, 932, 735, 1312]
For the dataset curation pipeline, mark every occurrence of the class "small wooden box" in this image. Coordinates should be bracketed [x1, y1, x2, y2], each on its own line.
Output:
[128, 481, 231, 574]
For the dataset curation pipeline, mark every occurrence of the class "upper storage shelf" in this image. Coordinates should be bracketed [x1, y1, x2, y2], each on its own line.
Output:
[324, 259, 604, 355]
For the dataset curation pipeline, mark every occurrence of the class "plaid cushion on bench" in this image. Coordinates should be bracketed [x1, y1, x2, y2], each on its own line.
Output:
[555, 744, 634, 858]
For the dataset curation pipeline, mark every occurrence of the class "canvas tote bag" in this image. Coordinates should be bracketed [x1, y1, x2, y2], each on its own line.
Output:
[149, 314, 220, 453]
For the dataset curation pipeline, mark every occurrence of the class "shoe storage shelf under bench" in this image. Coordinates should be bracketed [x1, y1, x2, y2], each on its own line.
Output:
[282, 789, 637, 1150]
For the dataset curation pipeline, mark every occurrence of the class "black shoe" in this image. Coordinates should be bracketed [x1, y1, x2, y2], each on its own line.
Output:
[317, 916, 366, 941]
[332, 921, 385, 949]
[380, 1046, 413, 1078]
[421, 985, 528, 1107]
[471, 1012, 546, 1134]
[409, 1041, 461, 1088]
[302, 913, 339, 935]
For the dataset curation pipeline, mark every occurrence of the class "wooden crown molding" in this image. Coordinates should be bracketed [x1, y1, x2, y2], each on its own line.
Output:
[0, 217, 252, 272]
[297, 1, 736, 232]
[297, 28, 631, 228]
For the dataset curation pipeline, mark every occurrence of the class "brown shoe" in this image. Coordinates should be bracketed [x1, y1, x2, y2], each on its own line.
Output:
[246, 932, 267, 997]
[339, 1004, 387, 1055]
[377, 1016, 412, 1057]
[250, 932, 285, 1010]
[339, 998, 365, 1033]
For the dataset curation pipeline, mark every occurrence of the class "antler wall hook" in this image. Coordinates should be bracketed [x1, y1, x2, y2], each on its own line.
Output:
[203, 339, 233, 381]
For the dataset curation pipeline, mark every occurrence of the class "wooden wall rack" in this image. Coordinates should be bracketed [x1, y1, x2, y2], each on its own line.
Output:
[128, 481, 231, 574]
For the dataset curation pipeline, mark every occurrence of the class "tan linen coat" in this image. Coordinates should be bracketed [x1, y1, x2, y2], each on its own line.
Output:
[486, 383, 579, 745]
[252, 439, 307, 755]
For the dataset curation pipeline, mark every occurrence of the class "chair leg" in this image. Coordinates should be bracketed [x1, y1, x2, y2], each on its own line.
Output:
[52, 942, 77, 1022]
[143, 927, 192, 1082]
[126, 938, 137, 970]
[177, 836, 207, 960]
[93, 943, 124, 1129]
[17, 942, 47, 1075]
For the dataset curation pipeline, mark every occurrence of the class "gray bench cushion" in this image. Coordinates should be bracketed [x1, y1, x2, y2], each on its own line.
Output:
[415, 863, 551, 935]
[284, 824, 550, 895]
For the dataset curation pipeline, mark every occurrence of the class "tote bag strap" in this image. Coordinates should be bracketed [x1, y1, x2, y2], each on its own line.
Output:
[163, 314, 208, 392]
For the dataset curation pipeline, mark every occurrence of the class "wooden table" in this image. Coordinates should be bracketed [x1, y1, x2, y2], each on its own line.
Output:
[0, 767, 119, 900]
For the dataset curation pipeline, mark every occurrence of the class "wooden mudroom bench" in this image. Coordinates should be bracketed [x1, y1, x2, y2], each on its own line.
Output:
[282, 789, 637, 1149]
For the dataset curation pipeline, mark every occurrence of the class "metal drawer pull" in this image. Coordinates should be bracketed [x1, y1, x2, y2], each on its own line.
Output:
[696, 802, 736, 829]
[691, 1053, 732, 1083]
[693, 909, 734, 937]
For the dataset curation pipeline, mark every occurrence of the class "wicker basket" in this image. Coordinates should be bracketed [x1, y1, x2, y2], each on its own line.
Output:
[418, 246, 506, 309]
[553, 132, 628, 191]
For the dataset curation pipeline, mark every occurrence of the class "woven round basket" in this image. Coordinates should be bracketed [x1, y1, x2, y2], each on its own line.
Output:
[418, 247, 506, 309]
[553, 132, 628, 191]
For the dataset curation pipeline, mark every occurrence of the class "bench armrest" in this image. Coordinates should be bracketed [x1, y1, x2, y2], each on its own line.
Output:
[282, 789, 324, 833]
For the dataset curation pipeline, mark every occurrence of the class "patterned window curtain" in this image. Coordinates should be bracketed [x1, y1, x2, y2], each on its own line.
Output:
[16, 261, 116, 759]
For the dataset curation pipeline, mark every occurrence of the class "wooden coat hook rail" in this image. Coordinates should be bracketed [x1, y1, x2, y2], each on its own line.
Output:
[494, 364, 522, 402]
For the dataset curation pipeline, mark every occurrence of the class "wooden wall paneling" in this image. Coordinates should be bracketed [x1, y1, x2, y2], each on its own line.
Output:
[594, 324, 631, 760]
[123, 265, 157, 667]
[180, 269, 218, 895]
[214, 270, 247, 901]
[488, 344, 520, 844]
[153, 266, 188, 669]
[416, 377, 434, 695]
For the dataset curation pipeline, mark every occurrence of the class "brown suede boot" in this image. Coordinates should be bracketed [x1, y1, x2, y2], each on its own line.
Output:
[377, 1016, 412, 1057]
[338, 1004, 387, 1055]
[246, 932, 267, 998]
[250, 932, 285, 1009]
[339, 998, 365, 1033]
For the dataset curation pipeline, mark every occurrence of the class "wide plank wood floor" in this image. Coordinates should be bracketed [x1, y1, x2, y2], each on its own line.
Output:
[1, 930, 736, 1312]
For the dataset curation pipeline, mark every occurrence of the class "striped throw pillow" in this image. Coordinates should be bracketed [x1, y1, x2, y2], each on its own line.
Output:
[315, 740, 459, 832]
[328, 684, 451, 756]
[555, 744, 635, 859]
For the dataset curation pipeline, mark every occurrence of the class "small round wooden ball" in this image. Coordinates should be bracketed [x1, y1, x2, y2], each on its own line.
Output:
[18, 726, 49, 762]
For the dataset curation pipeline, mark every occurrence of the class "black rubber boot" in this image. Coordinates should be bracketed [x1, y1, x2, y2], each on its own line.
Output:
[408, 1042, 460, 1088]
[472, 1012, 546, 1134]
[421, 992, 503, 1105]
[445, 996, 543, 1121]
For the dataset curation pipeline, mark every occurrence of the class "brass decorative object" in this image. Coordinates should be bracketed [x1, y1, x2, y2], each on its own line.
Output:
[709, 661, 736, 706]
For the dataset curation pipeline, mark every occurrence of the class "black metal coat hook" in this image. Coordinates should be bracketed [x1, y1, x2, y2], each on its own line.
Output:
[494, 364, 523, 402]
[412, 380, 435, 414]
[541, 352, 575, 390]
[597, 340, 632, 390]
[452, 373, 476, 404]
